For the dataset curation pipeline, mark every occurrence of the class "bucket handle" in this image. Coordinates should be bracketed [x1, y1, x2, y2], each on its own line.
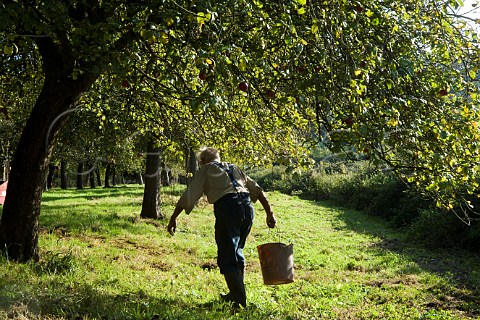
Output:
[267, 224, 291, 245]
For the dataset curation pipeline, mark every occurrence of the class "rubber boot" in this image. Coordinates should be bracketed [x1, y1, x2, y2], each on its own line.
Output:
[220, 268, 245, 304]
[222, 271, 246, 308]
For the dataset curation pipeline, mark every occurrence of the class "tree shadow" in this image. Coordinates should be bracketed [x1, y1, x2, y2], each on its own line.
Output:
[38, 205, 166, 238]
[38, 185, 180, 235]
[333, 203, 480, 316]
[41, 184, 184, 203]
[41, 185, 146, 203]
[0, 274, 264, 320]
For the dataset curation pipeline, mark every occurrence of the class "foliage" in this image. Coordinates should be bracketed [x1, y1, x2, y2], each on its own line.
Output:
[1, 186, 480, 319]
[1, 0, 479, 200]
[408, 208, 480, 251]
[248, 162, 480, 251]
[0, 42, 42, 166]
[249, 162, 432, 224]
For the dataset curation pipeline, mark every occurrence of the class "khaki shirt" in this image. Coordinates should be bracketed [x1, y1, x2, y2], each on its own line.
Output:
[178, 162, 263, 214]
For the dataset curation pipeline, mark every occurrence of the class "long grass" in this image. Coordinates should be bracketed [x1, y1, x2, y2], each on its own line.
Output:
[1, 184, 479, 319]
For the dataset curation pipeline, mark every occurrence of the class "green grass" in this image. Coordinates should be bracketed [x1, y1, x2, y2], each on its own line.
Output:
[1, 185, 480, 319]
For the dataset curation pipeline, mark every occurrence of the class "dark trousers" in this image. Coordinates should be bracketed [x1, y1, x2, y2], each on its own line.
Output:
[214, 193, 254, 274]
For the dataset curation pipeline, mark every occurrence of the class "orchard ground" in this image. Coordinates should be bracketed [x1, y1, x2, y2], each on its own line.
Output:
[0, 185, 479, 319]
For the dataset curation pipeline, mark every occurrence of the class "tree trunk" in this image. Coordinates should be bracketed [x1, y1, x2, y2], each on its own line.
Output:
[137, 171, 144, 185]
[161, 162, 171, 186]
[140, 138, 162, 219]
[76, 162, 84, 190]
[112, 165, 117, 186]
[60, 159, 68, 189]
[46, 164, 55, 190]
[89, 163, 96, 188]
[95, 167, 101, 186]
[0, 42, 97, 260]
[186, 147, 198, 186]
[3, 159, 10, 181]
[104, 163, 112, 188]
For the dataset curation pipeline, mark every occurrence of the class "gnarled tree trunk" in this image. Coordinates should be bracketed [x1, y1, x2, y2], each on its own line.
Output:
[0, 36, 97, 262]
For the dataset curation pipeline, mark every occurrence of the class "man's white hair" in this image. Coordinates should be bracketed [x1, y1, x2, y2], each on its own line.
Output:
[197, 147, 221, 165]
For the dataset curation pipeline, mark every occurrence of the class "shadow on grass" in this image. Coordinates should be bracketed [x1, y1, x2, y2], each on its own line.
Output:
[332, 202, 480, 317]
[39, 206, 166, 238]
[41, 185, 145, 203]
[2, 187, 284, 319]
[38, 185, 186, 235]
[41, 184, 184, 203]
[0, 274, 268, 320]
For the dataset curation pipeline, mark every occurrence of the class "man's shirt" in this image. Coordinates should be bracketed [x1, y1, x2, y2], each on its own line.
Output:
[177, 162, 263, 214]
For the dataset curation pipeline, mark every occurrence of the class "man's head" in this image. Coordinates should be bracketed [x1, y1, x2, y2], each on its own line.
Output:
[198, 147, 221, 165]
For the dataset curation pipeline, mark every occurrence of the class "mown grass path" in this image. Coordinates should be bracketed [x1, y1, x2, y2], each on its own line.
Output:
[1, 185, 479, 319]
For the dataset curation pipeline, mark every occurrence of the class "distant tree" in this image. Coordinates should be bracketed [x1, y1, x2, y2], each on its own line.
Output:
[140, 135, 162, 219]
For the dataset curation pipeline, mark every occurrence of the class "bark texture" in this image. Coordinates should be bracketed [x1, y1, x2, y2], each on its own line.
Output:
[0, 36, 97, 262]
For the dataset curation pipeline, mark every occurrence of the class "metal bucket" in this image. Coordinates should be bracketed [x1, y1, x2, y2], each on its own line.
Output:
[257, 242, 294, 285]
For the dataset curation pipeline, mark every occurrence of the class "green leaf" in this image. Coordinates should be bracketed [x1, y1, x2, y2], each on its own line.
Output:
[3, 46, 13, 55]
[469, 69, 477, 79]
[238, 58, 247, 71]
[297, 7, 306, 15]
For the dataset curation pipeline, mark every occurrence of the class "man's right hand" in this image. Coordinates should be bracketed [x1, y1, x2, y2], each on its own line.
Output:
[266, 214, 276, 228]
[167, 218, 176, 235]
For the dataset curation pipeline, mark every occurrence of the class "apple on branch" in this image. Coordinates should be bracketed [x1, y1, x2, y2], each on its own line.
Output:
[354, 5, 364, 13]
[343, 116, 354, 127]
[121, 79, 130, 88]
[238, 81, 249, 92]
[439, 89, 448, 97]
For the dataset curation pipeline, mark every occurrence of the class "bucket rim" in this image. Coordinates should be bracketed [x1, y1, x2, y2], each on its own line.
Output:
[257, 242, 293, 249]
